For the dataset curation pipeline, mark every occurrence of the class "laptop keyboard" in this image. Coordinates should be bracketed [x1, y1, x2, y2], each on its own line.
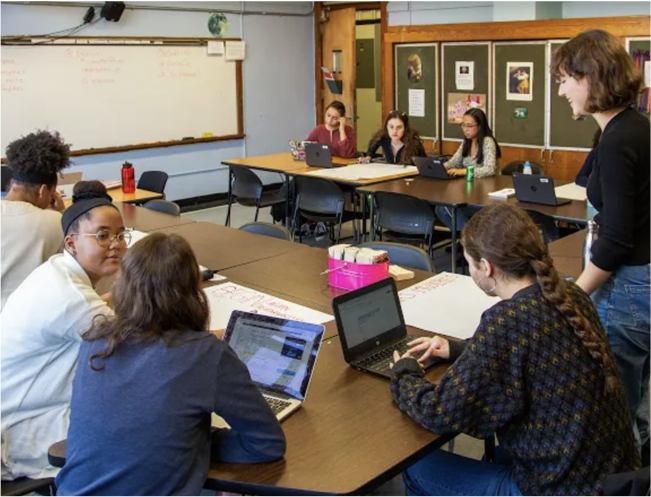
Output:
[358, 338, 413, 373]
[264, 395, 292, 415]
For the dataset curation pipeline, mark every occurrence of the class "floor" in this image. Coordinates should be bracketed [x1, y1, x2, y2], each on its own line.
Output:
[184, 203, 487, 496]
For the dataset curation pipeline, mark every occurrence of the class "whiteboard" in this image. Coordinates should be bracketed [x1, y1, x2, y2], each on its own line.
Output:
[1, 43, 240, 155]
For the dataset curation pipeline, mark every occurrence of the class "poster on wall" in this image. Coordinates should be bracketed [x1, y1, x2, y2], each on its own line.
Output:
[409, 89, 426, 117]
[447, 93, 486, 124]
[455, 61, 474, 90]
[407, 54, 423, 83]
[507, 62, 533, 101]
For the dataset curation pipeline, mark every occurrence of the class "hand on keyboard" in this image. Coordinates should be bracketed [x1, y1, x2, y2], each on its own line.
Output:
[406, 336, 450, 363]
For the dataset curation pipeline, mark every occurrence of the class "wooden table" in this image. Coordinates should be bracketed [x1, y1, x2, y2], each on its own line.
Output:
[114, 203, 195, 232]
[49, 330, 452, 495]
[548, 229, 585, 280]
[63, 188, 163, 209]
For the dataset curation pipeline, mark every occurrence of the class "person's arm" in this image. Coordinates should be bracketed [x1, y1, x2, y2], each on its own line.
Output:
[306, 126, 320, 143]
[474, 137, 499, 179]
[576, 261, 613, 296]
[575, 148, 596, 187]
[366, 138, 381, 158]
[444, 144, 463, 170]
[211, 344, 286, 463]
[337, 124, 357, 158]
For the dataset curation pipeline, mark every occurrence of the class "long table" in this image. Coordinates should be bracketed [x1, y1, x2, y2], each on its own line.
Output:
[115, 203, 195, 232]
[63, 187, 163, 209]
[548, 229, 584, 279]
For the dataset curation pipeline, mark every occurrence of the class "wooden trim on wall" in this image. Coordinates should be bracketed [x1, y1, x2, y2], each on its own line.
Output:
[380, 1, 388, 118]
[236, 61, 244, 137]
[315, 2, 324, 125]
[325, 2, 381, 11]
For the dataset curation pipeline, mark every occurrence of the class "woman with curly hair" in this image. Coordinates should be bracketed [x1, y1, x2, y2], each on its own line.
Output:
[1, 130, 71, 309]
[362, 110, 426, 165]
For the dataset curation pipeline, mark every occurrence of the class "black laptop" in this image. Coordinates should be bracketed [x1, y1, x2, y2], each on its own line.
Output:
[512, 173, 572, 206]
[305, 143, 334, 168]
[332, 278, 441, 379]
[412, 156, 453, 180]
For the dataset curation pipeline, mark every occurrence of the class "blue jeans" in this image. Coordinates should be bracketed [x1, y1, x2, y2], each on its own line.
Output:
[403, 449, 521, 496]
[592, 264, 651, 448]
[435, 205, 480, 233]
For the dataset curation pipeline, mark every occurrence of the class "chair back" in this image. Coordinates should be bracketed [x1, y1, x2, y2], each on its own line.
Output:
[357, 241, 434, 272]
[295, 177, 345, 216]
[137, 171, 169, 194]
[526, 209, 559, 244]
[604, 466, 650, 496]
[1, 477, 55, 496]
[501, 161, 544, 176]
[231, 166, 264, 200]
[143, 199, 181, 216]
[1, 167, 13, 192]
[240, 222, 292, 241]
[374, 191, 435, 236]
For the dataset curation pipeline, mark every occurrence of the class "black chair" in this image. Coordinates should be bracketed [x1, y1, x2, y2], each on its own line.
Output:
[604, 466, 650, 496]
[1, 167, 13, 192]
[357, 241, 434, 272]
[137, 171, 168, 198]
[143, 199, 181, 216]
[226, 166, 286, 227]
[290, 177, 358, 245]
[240, 222, 292, 241]
[501, 161, 544, 176]
[1, 477, 55, 496]
[527, 210, 560, 244]
[373, 191, 437, 257]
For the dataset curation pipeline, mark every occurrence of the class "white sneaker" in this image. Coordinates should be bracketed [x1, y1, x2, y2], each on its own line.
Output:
[314, 222, 327, 241]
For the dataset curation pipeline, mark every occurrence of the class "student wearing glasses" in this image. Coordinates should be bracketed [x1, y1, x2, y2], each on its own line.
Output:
[435, 108, 502, 231]
[306, 100, 356, 158]
[1, 181, 129, 480]
[361, 110, 426, 165]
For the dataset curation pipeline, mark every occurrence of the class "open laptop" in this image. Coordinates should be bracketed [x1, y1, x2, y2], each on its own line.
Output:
[412, 156, 453, 180]
[57, 172, 82, 199]
[222, 310, 324, 421]
[332, 278, 441, 379]
[305, 143, 334, 168]
[512, 173, 572, 206]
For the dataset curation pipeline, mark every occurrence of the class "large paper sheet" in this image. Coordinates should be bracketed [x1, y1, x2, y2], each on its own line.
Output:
[555, 183, 587, 201]
[398, 272, 500, 340]
[204, 282, 333, 330]
[307, 163, 417, 181]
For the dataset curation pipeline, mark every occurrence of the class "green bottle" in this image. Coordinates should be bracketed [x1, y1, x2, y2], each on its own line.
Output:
[466, 165, 475, 182]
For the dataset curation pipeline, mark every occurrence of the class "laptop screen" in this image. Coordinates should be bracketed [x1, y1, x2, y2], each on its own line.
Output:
[336, 283, 402, 349]
[224, 311, 324, 401]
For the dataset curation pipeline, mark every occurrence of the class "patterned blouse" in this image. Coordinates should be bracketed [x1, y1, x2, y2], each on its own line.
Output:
[444, 137, 499, 178]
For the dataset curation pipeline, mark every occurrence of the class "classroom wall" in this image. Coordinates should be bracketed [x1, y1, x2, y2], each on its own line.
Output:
[1, 2, 315, 201]
[355, 24, 383, 153]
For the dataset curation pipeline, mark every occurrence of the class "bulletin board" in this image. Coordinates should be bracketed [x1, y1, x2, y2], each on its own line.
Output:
[493, 42, 546, 147]
[395, 43, 438, 139]
[441, 43, 491, 141]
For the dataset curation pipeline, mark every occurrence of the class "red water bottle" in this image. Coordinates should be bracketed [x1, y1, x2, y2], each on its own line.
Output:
[121, 162, 135, 193]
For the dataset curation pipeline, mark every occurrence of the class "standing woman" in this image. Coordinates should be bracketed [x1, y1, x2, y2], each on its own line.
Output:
[552, 29, 650, 450]
[364, 110, 426, 165]
[306, 101, 356, 158]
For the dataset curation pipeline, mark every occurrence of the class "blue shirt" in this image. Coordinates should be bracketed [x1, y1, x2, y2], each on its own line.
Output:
[56, 332, 286, 496]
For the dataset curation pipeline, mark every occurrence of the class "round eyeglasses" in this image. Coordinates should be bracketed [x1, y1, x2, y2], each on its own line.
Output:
[71, 229, 132, 248]
[460, 124, 478, 129]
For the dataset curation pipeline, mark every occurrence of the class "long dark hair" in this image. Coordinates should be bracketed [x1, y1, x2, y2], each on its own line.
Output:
[83, 233, 210, 371]
[461, 204, 618, 395]
[367, 111, 423, 166]
[461, 108, 501, 165]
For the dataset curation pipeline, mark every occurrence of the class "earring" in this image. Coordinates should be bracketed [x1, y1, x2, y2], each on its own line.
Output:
[477, 275, 497, 294]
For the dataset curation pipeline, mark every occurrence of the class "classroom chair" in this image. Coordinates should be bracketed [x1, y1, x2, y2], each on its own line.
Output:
[225, 166, 285, 227]
[357, 241, 434, 272]
[1, 477, 55, 496]
[604, 466, 650, 496]
[372, 191, 437, 258]
[1, 167, 13, 192]
[526, 210, 560, 244]
[291, 177, 358, 245]
[239, 222, 292, 241]
[143, 199, 181, 216]
[137, 171, 169, 198]
[501, 161, 544, 176]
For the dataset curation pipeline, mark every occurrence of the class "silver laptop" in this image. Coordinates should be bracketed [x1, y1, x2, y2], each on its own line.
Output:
[222, 310, 324, 421]
[57, 172, 82, 199]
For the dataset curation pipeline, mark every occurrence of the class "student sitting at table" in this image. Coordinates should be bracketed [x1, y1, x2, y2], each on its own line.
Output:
[390, 204, 640, 496]
[435, 108, 501, 232]
[362, 110, 426, 165]
[1, 130, 70, 310]
[55, 232, 286, 496]
[1, 182, 128, 481]
[306, 100, 356, 158]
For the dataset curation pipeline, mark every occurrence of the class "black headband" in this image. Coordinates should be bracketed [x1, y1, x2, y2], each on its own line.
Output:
[61, 197, 117, 235]
[10, 171, 57, 185]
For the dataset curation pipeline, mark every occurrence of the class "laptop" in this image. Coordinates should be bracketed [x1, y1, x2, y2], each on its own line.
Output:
[305, 143, 334, 168]
[222, 310, 324, 421]
[57, 172, 83, 199]
[332, 278, 441, 379]
[512, 173, 572, 206]
[412, 156, 453, 180]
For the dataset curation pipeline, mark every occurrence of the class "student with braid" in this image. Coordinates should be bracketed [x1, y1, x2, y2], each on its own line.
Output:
[390, 205, 639, 496]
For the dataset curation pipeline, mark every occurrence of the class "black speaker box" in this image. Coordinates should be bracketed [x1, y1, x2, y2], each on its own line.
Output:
[101, 1, 125, 22]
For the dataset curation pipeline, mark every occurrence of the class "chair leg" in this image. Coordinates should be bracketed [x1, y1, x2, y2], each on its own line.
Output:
[254, 199, 261, 222]
[336, 213, 343, 245]
[290, 201, 300, 243]
[225, 168, 233, 227]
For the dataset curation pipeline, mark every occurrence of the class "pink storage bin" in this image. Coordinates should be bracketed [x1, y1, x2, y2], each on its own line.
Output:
[327, 256, 390, 291]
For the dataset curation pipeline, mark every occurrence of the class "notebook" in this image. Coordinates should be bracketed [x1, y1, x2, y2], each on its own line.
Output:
[222, 310, 324, 421]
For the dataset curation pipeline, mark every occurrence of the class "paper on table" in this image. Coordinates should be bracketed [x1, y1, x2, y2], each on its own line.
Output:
[204, 282, 333, 331]
[207, 41, 224, 55]
[398, 272, 500, 340]
[555, 183, 587, 201]
[408, 89, 425, 117]
[225, 41, 245, 61]
[307, 163, 417, 181]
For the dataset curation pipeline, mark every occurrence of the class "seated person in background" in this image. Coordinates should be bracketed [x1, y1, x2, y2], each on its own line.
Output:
[56, 233, 286, 496]
[435, 108, 501, 232]
[575, 129, 601, 187]
[362, 110, 426, 165]
[1, 130, 70, 310]
[1, 182, 128, 481]
[390, 204, 640, 496]
[306, 100, 356, 158]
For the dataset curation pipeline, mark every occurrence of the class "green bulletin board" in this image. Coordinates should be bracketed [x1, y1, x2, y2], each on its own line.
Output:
[628, 38, 651, 55]
[493, 43, 546, 147]
[395, 43, 438, 139]
[442, 43, 490, 141]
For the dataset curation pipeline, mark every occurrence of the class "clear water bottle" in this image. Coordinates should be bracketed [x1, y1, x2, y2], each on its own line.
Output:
[582, 220, 598, 269]
[523, 161, 533, 175]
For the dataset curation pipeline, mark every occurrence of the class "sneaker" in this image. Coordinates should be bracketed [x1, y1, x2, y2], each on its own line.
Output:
[300, 223, 313, 237]
[314, 222, 327, 242]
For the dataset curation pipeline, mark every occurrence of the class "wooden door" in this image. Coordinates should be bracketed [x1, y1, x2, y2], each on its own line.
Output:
[320, 7, 357, 128]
